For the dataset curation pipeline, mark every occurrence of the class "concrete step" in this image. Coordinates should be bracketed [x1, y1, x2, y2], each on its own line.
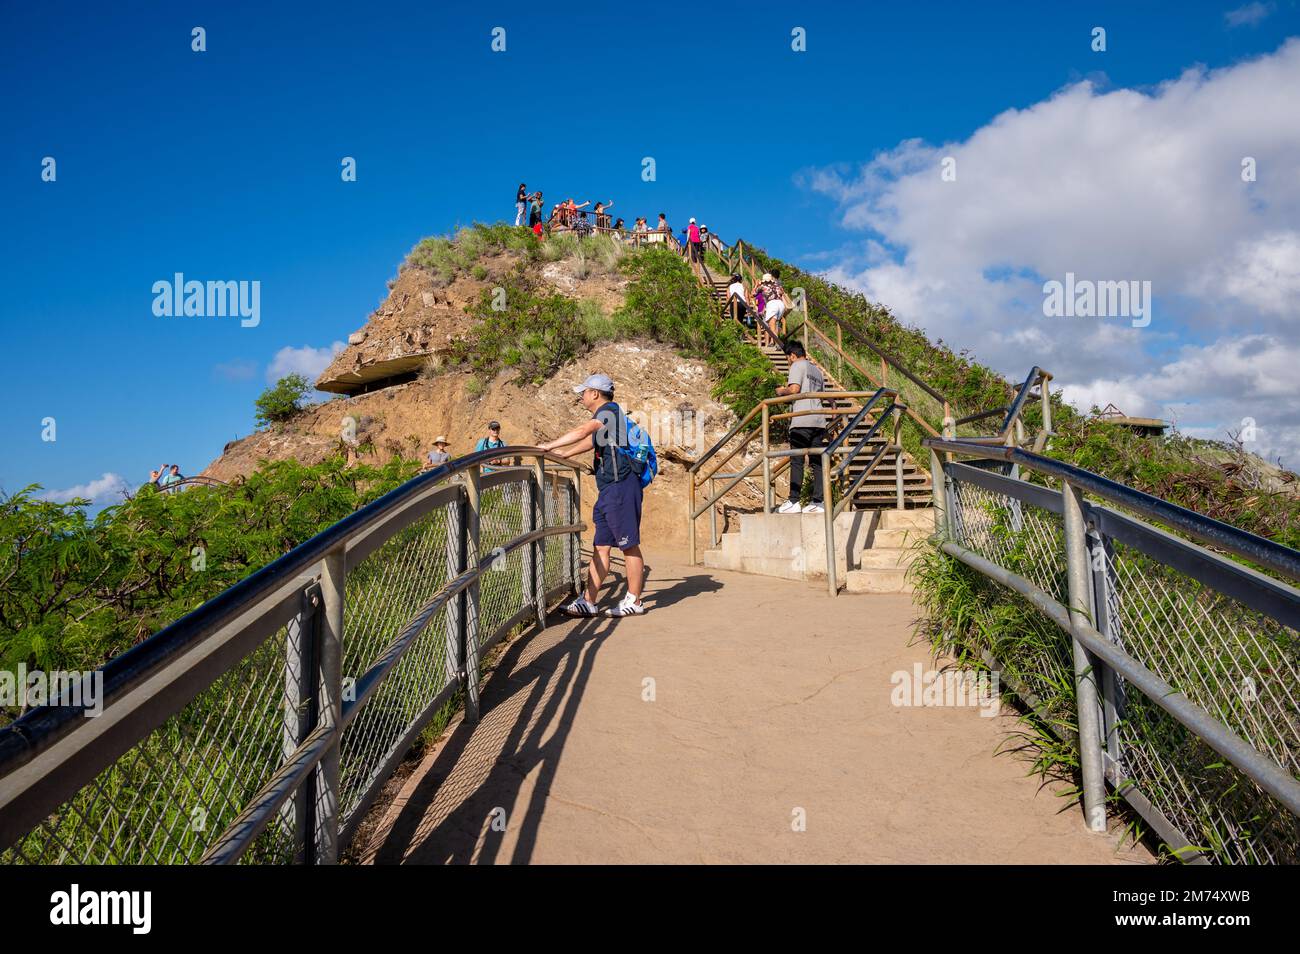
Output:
[701, 531, 742, 572]
[844, 568, 912, 594]
[855, 547, 917, 570]
[881, 508, 936, 531]
[862, 526, 924, 549]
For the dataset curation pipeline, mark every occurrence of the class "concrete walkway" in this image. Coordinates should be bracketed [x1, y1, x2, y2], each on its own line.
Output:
[361, 554, 1150, 865]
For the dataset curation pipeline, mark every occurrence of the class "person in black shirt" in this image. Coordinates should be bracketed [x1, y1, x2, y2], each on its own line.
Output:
[539, 373, 647, 618]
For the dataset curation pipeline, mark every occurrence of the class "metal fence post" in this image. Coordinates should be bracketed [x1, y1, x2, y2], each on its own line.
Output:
[531, 457, 547, 629]
[1089, 528, 1125, 771]
[281, 583, 319, 863]
[929, 449, 949, 542]
[709, 477, 718, 547]
[315, 547, 345, 863]
[463, 466, 482, 724]
[568, 469, 582, 597]
[762, 404, 773, 514]
[1061, 479, 1108, 833]
[688, 472, 697, 565]
[822, 450, 837, 597]
[893, 410, 905, 510]
[445, 488, 466, 696]
[522, 470, 536, 618]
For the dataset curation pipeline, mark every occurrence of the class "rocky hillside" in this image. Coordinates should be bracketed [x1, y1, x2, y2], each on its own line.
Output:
[203, 229, 757, 546]
[317, 247, 628, 395]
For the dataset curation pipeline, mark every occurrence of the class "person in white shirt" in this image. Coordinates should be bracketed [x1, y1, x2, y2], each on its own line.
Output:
[726, 274, 752, 328]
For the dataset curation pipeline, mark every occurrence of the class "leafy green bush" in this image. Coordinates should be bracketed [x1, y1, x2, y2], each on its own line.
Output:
[406, 222, 542, 286]
[254, 373, 311, 428]
[615, 248, 780, 419]
[0, 455, 419, 714]
[448, 264, 592, 386]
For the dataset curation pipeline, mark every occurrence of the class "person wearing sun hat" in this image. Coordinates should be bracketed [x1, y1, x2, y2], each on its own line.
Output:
[538, 373, 648, 619]
[423, 435, 452, 470]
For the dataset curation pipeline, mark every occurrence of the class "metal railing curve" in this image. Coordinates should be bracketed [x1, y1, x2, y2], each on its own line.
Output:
[925, 436, 1300, 864]
[0, 447, 589, 865]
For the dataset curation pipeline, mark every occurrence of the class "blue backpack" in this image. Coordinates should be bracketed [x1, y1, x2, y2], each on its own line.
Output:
[608, 406, 658, 489]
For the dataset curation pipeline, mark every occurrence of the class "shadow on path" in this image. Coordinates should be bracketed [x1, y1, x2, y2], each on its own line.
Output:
[370, 564, 723, 864]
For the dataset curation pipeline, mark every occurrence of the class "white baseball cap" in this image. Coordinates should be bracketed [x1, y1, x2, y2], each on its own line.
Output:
[573, 373, 615, 394]
[689, 217, 696, 223]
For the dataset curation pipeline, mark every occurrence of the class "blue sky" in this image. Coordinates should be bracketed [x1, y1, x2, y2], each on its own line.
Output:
[3, 0, 1298, 504]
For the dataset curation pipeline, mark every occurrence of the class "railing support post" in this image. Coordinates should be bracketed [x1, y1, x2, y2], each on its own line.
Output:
[569, 468, 582, 596]
[1061, 478, 1108, 833]
[762, 404, 773, 514]
[929, 448, 949, 541]
[282, 584, 319, 863]
[462, 465, 482, 724]
[687, 472, 697, 565]
[315, 546, 345, 863]
[709, 477, 720, 547]
[893, 411, 905, 510]
[822, 451, 837, 597]
[530, 457, 546, 629]
[1089, 528, 1124, 772]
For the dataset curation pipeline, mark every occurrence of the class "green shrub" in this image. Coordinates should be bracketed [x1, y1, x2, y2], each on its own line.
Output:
[406, 222, 541, 286]
[616, 248, 779, 420]
[448, 264, 591, 386]
[254, 374, 312, 428]
[0, 455, 419, 699]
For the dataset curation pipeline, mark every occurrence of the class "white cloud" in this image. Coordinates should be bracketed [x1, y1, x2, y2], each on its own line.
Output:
[213, 358, 258, 381]
[39, 472, 130, 506]
[266, 342, 344, 384]
[801, 39, 1300, 461]
[1225, 2, 1274, 28]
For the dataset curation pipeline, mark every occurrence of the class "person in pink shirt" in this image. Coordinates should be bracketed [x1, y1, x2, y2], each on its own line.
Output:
[687, 217, 702, 262]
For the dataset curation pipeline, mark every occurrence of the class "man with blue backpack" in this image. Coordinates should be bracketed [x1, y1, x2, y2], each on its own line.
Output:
[539, 373, 657, 619]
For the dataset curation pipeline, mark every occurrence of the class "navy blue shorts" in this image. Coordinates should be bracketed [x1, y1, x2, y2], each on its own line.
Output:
[592, 478, 643, 549]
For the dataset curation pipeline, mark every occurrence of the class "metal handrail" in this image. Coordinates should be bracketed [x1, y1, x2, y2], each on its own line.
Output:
[0, 445, 589, 865]
[0, 445, 585, 773]
[926, 438, 1300, 582]
[927, 442, 1300, 858]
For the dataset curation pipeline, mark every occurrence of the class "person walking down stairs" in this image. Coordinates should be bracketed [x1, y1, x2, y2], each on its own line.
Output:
[774, 342, 827, 514]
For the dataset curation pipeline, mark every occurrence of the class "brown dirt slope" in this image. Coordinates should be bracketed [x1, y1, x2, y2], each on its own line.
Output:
[205, 341, 741, 546]
[316, 251, 629, 395]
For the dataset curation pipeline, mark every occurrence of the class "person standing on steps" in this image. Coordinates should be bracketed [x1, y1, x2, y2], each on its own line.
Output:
[687, 218, 702, 263]
[758, 272, 787, 343]
[538, 373, 648, 618]
[727, 273, 752, 329]
[516, 183, 528, 227]
[775, 342, 827, 514]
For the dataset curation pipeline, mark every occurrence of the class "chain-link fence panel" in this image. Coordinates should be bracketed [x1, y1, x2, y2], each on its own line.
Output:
[2, 615, 308, 865]
[340, 501, 456, 820]
[1101, 538, 1299, 863]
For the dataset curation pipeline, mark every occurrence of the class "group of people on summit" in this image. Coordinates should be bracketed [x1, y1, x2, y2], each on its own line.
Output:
[513, 183, 710, 257]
